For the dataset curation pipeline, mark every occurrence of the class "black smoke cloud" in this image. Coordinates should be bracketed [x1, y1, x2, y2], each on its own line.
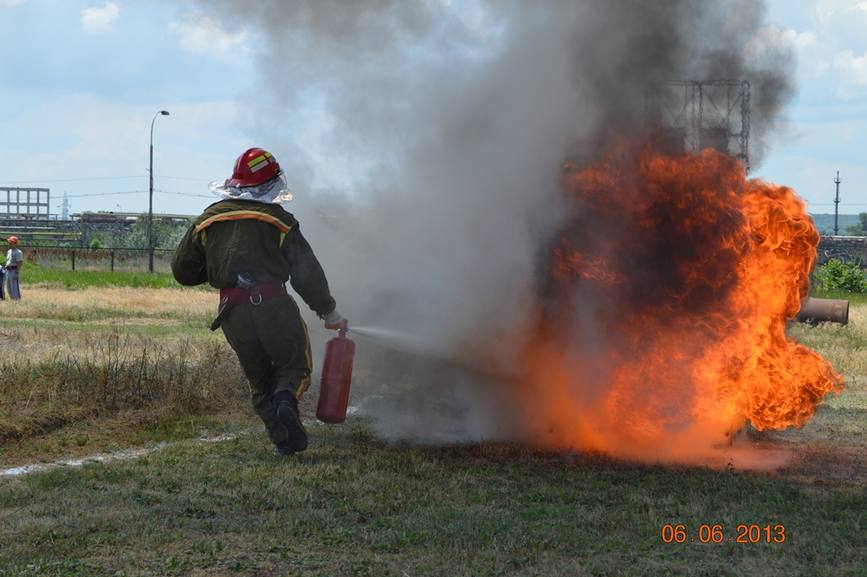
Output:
[187, 0, 794, 441]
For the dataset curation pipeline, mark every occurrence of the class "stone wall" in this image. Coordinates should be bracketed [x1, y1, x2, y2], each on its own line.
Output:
[817, 235, 867, 267]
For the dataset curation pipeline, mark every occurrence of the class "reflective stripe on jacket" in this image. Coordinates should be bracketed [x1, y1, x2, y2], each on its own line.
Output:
[171, 199, 336, 318]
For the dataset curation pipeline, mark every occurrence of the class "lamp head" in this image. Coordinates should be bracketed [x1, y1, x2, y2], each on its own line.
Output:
[160, 110, 170, 116]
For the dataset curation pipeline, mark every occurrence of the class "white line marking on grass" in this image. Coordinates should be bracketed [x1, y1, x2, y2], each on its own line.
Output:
[0, 433, 241, 478]
[1, 411, 362, 478]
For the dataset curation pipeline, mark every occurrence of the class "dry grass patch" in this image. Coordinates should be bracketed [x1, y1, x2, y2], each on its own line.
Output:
[0, 287, 217, 324]
[0, 327, 247, 455]
[789, 302, 867, 402]
[0, 286, 255, 461]
[775, 302, 867, 490]
[5, 325, 217, 363]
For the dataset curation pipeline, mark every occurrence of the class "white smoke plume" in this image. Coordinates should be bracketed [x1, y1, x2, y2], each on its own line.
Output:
[188, 0, 794, 442]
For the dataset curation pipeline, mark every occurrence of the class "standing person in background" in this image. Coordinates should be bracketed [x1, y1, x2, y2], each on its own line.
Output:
[5, 236, 23, 300]
[172, 147, 348, 456]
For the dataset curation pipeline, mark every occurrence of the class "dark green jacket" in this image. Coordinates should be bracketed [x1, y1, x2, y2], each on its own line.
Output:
[172, 199, 336, 317]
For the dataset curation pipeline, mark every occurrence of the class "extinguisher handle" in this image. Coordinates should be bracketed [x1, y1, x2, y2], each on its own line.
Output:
[338, 327, 348, 337]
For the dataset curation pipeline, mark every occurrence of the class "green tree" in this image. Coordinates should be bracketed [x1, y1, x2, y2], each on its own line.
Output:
[844, 212, 867, 235]
[121, 214, 191, 249]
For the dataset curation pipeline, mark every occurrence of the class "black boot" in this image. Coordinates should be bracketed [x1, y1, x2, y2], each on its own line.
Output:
[273, 391, 308, 456]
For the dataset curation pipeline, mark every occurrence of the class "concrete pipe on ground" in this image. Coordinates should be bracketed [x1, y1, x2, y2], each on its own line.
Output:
[794, 297, 849, 325]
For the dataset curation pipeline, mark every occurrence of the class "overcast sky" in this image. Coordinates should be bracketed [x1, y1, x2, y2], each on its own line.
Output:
[0, 0, 866, 217]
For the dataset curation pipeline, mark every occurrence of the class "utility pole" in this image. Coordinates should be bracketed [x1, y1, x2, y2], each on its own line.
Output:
[833, 171, 841, 236]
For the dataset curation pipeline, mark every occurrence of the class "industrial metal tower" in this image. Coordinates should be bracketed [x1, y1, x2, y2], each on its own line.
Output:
[653, 80, 751, 172]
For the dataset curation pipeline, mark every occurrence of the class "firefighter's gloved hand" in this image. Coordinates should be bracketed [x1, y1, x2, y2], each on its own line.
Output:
[323, 309, 348, 331]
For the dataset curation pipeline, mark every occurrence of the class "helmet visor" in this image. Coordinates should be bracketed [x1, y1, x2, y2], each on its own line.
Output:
[209, 173, 293, 204]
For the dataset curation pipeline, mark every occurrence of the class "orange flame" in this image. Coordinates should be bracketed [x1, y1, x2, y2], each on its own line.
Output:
[517, 142, 843, 465]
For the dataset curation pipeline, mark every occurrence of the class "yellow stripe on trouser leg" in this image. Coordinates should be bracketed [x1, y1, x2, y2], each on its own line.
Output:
[296, 317, 312, 400]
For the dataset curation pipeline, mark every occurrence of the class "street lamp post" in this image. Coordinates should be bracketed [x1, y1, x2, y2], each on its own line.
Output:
[148, 110, 170, 273]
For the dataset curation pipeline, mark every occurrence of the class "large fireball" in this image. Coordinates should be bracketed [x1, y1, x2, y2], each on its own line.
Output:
[516, 142, 843, 464]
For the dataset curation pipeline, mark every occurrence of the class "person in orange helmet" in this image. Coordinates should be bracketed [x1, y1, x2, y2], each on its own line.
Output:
[5, 236, 23, 300]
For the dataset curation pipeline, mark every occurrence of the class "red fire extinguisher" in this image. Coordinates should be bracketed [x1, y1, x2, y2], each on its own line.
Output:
[316, 329, 355, 423]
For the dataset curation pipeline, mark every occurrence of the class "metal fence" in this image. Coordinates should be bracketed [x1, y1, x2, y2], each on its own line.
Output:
[24, 247, 176, 274]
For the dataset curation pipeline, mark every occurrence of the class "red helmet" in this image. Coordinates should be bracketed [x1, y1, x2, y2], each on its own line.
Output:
[7, 236, 18, 245]
[227, 148, 282, 188]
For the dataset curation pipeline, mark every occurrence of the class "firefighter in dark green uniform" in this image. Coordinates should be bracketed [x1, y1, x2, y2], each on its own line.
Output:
[172, 147, 347, 455]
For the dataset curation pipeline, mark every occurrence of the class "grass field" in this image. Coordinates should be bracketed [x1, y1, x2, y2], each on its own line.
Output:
[812, 286, 867, 305]
[21, 264, 182, 290]
[0, 284, 865, 576]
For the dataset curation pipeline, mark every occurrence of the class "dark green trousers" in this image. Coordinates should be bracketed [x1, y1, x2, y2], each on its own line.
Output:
[220, 294, 312, 443]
